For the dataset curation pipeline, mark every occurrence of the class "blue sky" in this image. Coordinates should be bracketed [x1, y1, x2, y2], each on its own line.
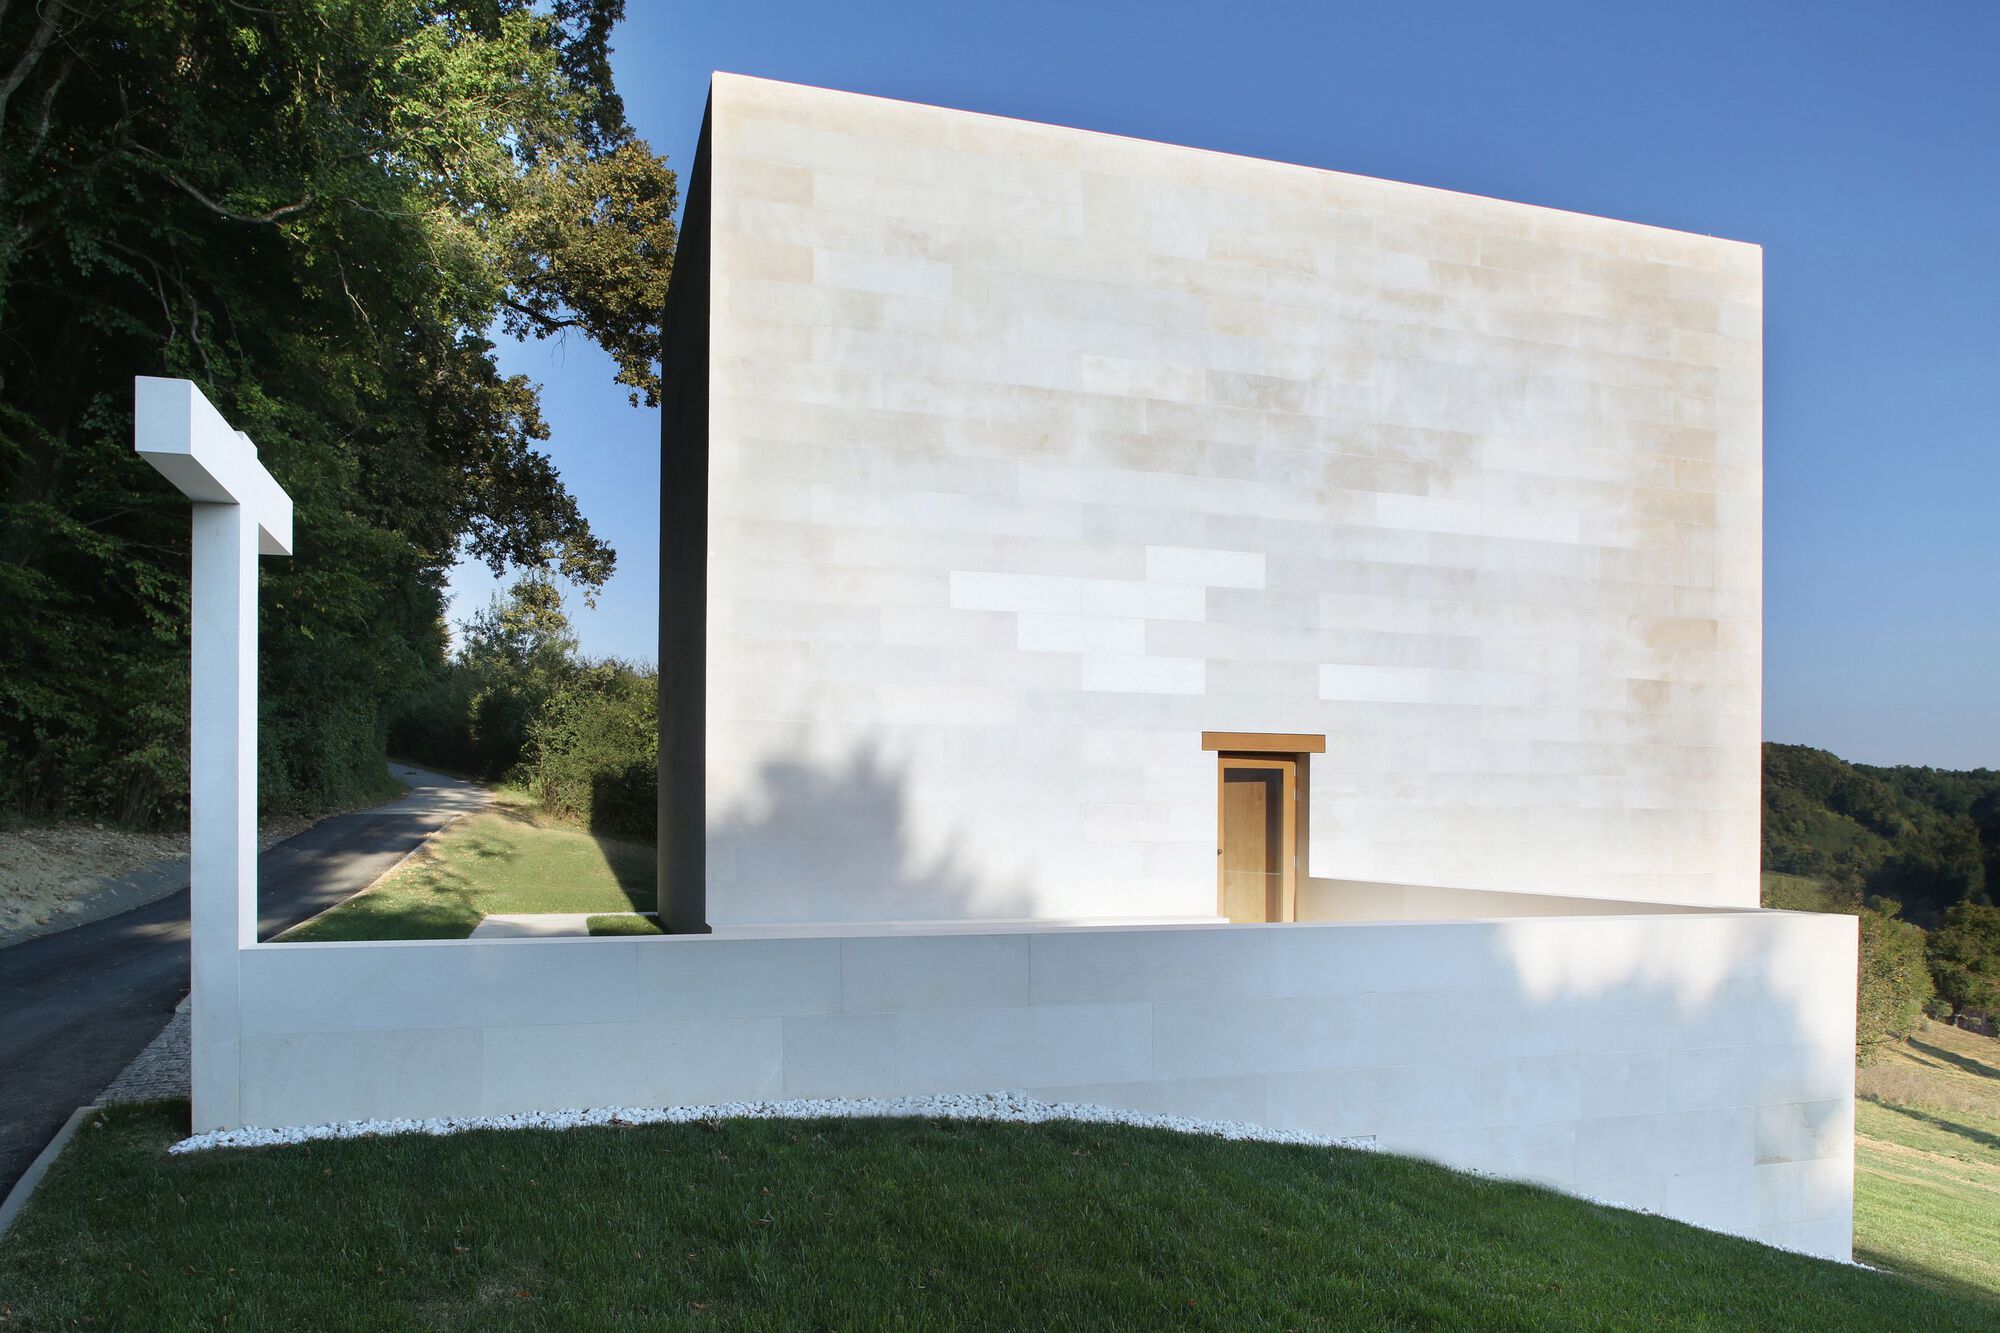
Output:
[452, 1, 1998, 769]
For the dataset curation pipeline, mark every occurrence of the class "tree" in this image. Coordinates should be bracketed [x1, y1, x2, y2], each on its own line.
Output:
[0, 2, 674, 821]
[1972, 789, 2000, 901]
[459, 576, 580, 779]
[1868, 816, 1988, 921]
[1762, 743, 2000, 925]
[1930, 902, 2000, 1018]
[522, 658, 657, 838]
[1855, 901, 1935, 1062]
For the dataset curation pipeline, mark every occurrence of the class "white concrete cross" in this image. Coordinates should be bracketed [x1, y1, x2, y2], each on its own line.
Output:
[134, 376, 293, 1132]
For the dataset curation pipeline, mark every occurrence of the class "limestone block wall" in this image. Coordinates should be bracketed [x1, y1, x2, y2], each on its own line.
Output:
[682, 74, 1764, 924]
[1297, 878, 1719, 923]
[229, 907, 1856, 1260]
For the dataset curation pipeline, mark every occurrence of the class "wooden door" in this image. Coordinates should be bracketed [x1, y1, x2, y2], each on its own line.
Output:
[1217, 755, 1297, 923]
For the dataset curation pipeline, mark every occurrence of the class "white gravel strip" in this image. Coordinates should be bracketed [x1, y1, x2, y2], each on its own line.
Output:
[169, 1091, 1378, 1155]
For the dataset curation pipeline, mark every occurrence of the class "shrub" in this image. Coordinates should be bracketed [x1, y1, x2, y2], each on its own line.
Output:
[523, 661, 657, 841]
[1856, 901, 1935, 1061]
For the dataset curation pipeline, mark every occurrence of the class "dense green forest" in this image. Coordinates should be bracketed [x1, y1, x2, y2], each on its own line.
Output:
[1762, 742, 2000, 1054]
[0, 2, 672, 825]
[1763, 742, 1999, 925]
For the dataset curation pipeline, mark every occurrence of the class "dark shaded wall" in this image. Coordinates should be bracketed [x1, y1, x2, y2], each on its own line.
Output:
[657, 100, 712, 933]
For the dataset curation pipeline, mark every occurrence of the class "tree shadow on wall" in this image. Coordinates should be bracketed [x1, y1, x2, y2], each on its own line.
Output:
[707, 744, 1036, 922]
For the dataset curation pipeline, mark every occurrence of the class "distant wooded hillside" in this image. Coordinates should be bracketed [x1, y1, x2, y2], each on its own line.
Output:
[1763, 742, 1999, 926]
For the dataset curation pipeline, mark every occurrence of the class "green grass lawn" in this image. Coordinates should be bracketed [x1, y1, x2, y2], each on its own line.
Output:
[587, 912, 664, 936]
[0, 1101, 1992, 1331]
[1853, 1021, 2000, 1305]
[279, 795, 654, 941]
[222, 852, 2000, 1320]
[1758, 873, 2000, 1304]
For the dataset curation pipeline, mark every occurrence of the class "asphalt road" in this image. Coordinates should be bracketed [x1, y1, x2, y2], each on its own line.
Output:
[0, 764, 488, 1197]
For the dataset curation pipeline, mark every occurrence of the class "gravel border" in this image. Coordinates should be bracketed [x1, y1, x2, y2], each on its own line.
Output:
[169, 1091, 1379, 1155]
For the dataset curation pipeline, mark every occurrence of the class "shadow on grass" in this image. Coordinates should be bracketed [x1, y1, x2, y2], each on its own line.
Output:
[592, 836, 655, 911]
[1855, 1242, 2000, 1313]
[1862, 1095, 2000, 1155]
[478, 801, 654, 911]
[276, 802, 656, 940]
[1908, 1038, 2000, 1083]
[275, 857, 487, 942]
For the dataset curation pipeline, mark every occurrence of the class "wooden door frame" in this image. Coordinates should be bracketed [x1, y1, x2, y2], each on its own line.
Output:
[1214, 752, 1307, 923]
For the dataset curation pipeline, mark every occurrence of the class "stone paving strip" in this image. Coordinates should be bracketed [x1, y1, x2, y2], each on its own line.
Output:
[100, 996, 190, 1104]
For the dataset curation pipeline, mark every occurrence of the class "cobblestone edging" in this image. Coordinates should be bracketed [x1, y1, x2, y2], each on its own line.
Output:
[100, 997, 190, 1104]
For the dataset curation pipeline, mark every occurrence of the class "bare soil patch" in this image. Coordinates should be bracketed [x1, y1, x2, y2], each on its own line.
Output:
[0, 814, 312, 936]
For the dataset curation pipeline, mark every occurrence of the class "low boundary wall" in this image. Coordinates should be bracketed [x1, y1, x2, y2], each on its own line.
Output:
[227, 907, 1856, 1259]
[1299, 879, 1721, 922]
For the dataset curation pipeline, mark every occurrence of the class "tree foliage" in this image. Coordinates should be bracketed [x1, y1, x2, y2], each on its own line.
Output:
[461, 575, 579, 778]
[1855, 901, 1936, 1061]
[523, 658, 656, 839]
[0, 2, 673, 822]
[391, 576, 655, 838]
[388, 575, 583, 780]
[1929, 902, 2000, 1018]
[1763, 743, 1998, 925]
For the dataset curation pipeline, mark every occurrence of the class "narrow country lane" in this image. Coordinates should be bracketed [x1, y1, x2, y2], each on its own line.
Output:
[0, 764, 489, 1196]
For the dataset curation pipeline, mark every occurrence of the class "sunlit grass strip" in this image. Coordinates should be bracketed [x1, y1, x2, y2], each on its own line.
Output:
[586, 911, 663, 935]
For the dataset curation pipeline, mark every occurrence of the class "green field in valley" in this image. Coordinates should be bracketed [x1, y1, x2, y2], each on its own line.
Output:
[1852, 1021, 2000, 1304]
